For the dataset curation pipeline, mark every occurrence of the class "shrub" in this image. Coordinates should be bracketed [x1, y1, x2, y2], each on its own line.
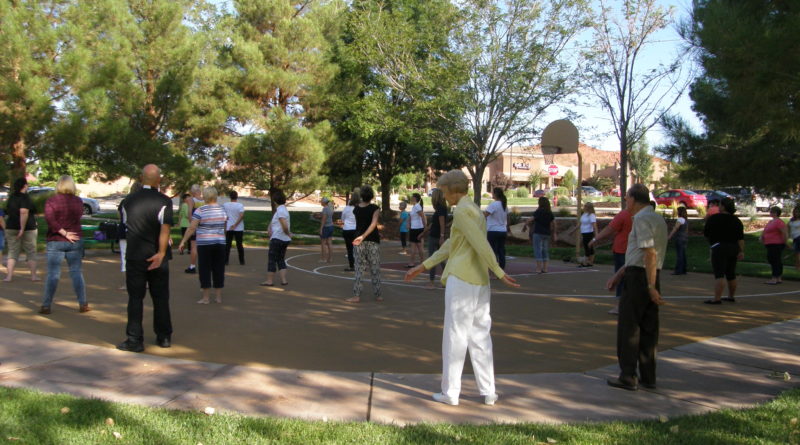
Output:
[696, 203, 707, 218]
[556, 207, 572, 217]
[468, 188, 474, 197]
[738, 203, 757, 218]
[548, 186, 569, 197]
[514, 188, 529, 198]
[509, 208, 522, 225]
[670, 200, 679, 218]
[482, 192, 491, 198]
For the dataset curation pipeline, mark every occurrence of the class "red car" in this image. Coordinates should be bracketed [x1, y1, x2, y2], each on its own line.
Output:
[654, 189, 708, 209]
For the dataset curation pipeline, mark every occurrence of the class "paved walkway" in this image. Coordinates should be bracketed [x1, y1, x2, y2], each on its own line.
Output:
[1, 318, 797, 425]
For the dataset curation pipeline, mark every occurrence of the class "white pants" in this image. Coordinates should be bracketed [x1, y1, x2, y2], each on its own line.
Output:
[119, 240, 127, 272]
[441, 275, 495, 399]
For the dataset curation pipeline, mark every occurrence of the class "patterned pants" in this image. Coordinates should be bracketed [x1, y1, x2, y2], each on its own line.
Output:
[353, 241, 381, 298]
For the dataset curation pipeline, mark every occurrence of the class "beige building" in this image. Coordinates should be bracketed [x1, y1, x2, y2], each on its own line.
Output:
[467, 143, 670, 194]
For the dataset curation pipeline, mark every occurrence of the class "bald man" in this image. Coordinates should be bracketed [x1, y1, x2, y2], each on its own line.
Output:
[117, 164, 174, 352]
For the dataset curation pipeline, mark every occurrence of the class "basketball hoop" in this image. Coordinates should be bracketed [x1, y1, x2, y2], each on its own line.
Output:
[541, 145, 562, 165]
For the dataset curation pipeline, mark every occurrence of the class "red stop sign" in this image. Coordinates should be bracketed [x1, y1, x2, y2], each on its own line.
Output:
[548, 164, 558, 176]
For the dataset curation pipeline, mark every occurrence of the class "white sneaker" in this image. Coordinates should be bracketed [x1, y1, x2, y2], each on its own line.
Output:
[484, 393, 498, 405]
[432, 392, 458, 405]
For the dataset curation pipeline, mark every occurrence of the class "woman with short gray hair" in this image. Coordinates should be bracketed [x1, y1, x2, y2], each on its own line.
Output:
[179, 187, 228, 304]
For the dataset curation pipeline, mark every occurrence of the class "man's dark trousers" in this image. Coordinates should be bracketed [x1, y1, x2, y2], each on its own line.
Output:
[617, 266, 660, 385]
[125, 259, 172, 343]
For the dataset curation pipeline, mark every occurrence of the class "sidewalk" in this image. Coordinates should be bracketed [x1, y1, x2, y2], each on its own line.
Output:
[1, 318, 797, 425]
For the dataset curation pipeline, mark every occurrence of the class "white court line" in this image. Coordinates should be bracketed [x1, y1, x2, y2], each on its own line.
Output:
[287, 252, 800, 300]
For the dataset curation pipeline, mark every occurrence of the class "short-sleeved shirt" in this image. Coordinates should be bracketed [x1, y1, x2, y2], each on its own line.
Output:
[5, 193, 37, 230]
[399, 210, 409, 232]
[179, 202, 190, 228]
[790, 219, 800, 240]
[193, 204, 227, 245]
[409, 203, 424, 229]
[762, 218, 786, 245]
[341, 205, 356, 231]
[354, 204, 380, 243]
[532, 208, 554, 235]
[625, 206, 668, 269]
[122, 186, 174, 262]
[704, 213, 744, 245]
[270, 205, 291, 242]
[580, 213, 596, 234]
[429, 204, 448, 238]
[485, 200, 507, 232]
[608, 210, 632, 254]
[322, 205, 334, 227]
[222, 201, 245, 231]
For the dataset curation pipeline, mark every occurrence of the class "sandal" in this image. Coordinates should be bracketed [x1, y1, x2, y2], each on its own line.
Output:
[703, 299, 721, 305]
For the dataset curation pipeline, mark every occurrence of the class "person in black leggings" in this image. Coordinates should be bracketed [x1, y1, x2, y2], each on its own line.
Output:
[703, 198, 744, 304]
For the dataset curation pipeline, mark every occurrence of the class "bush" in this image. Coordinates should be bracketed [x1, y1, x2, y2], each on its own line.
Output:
[509, 208, 522, 225]
[670, 200, 679, 218]
[482, 192, 491, 198]
[556, 207, 572, 217]
[738, 203, 757, 218]
[696, 203, 707, 218]
[548, 186, 569, 197]
[514, 188, 529, 198]
[468, 188, 474, 197]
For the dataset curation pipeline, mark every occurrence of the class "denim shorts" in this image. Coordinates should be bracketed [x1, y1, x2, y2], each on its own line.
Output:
[320, 225, 334, 239]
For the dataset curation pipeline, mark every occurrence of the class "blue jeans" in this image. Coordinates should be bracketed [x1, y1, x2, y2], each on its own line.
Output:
[674, 238, 688, 275]
[42, 240, 87, 307]
[532, 233, 550, 261]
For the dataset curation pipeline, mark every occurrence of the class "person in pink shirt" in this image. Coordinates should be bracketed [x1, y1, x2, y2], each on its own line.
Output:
[761, 206, 788, 285]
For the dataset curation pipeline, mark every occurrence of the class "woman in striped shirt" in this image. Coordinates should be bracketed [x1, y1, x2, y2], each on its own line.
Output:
[179, 187, 228, 304]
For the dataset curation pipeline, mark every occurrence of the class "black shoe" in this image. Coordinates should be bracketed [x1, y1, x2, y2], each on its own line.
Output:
[607, 377, 638, 391]
[721, 297, 736, 302]
[185, 266, 196, 274]
[343, 267, 354, 272]
[117, 340, 144, 353]
[156, 337, 171, 348]
[703, 299, 722, 305]
[640, 382, 657, 390]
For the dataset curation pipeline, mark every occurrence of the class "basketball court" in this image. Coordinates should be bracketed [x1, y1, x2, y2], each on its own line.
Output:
[0, 243, 798, 375]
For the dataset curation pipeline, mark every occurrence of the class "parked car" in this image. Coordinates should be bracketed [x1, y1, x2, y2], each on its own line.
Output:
[607, 188, 622, 197]
[580, 186, 603, 197]
[718, 186, 779, 211]
[0, 185, 8, 200]
[654, 189, 708, 209]
[27, 186, 101, 215]
[533, 189, 549, 198]
[692, 189, 735, 203]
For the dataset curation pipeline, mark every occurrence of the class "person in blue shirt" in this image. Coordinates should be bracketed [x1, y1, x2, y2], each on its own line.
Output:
[398, 201, 409, 255]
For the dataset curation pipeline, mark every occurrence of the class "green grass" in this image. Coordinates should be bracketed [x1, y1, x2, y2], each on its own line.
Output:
[507, 233, 800, 281]
[0, 386, 798, 444]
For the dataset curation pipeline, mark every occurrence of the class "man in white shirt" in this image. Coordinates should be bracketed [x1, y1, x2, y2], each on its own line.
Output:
[223, 191, 246, 265]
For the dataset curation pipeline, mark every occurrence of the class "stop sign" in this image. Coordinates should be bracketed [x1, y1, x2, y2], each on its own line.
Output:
[548, 164, 559, 176]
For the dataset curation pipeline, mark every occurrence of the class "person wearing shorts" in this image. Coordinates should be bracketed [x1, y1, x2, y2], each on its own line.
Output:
[407, 193, 426, 267]
[4, 177, 39, 282]
[703, 198, 744, 304]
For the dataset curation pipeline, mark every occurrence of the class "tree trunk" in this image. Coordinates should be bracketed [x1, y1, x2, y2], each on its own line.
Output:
[619, 134, 628, 210]
[379, 176, 393, 218]
[472, 168, 484, 205]
[11, 137, 26, 181]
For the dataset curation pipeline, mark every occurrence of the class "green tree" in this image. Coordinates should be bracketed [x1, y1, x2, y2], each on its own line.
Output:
[50, 0, 215, 189]
[455, 0, 591, 204]
[658, 1, 800, 193]
[225, 112, 327, 200]
[628, 140, 654, 185]
[586, 0, 689, 207]
[585, 174, 615, 193]
[0, 0, 66, 180]
[328, 0, 462, 214]
[562, 169, 577, 196]
[529, 170, 547, 192]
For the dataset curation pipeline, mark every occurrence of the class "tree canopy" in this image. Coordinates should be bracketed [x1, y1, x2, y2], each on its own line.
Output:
[658, 0, 800, 194]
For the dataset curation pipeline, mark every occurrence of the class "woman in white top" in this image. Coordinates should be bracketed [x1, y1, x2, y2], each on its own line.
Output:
[407, 193, 426, 267]
[579, 202, 598, 267]
[341, 189, 360, 272]
[262, 190, 292, 286]
[484, 187, 509, 269]
[789, 206, 800, 271]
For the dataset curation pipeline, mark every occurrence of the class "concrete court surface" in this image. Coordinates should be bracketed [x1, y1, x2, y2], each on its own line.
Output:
[0, 243, 799, 424]
[0, 244, 798, 373]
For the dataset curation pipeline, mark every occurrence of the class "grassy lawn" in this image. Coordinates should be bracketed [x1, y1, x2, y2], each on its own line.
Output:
[0, 386, 798, 444]
[507, 232, 800, 281]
